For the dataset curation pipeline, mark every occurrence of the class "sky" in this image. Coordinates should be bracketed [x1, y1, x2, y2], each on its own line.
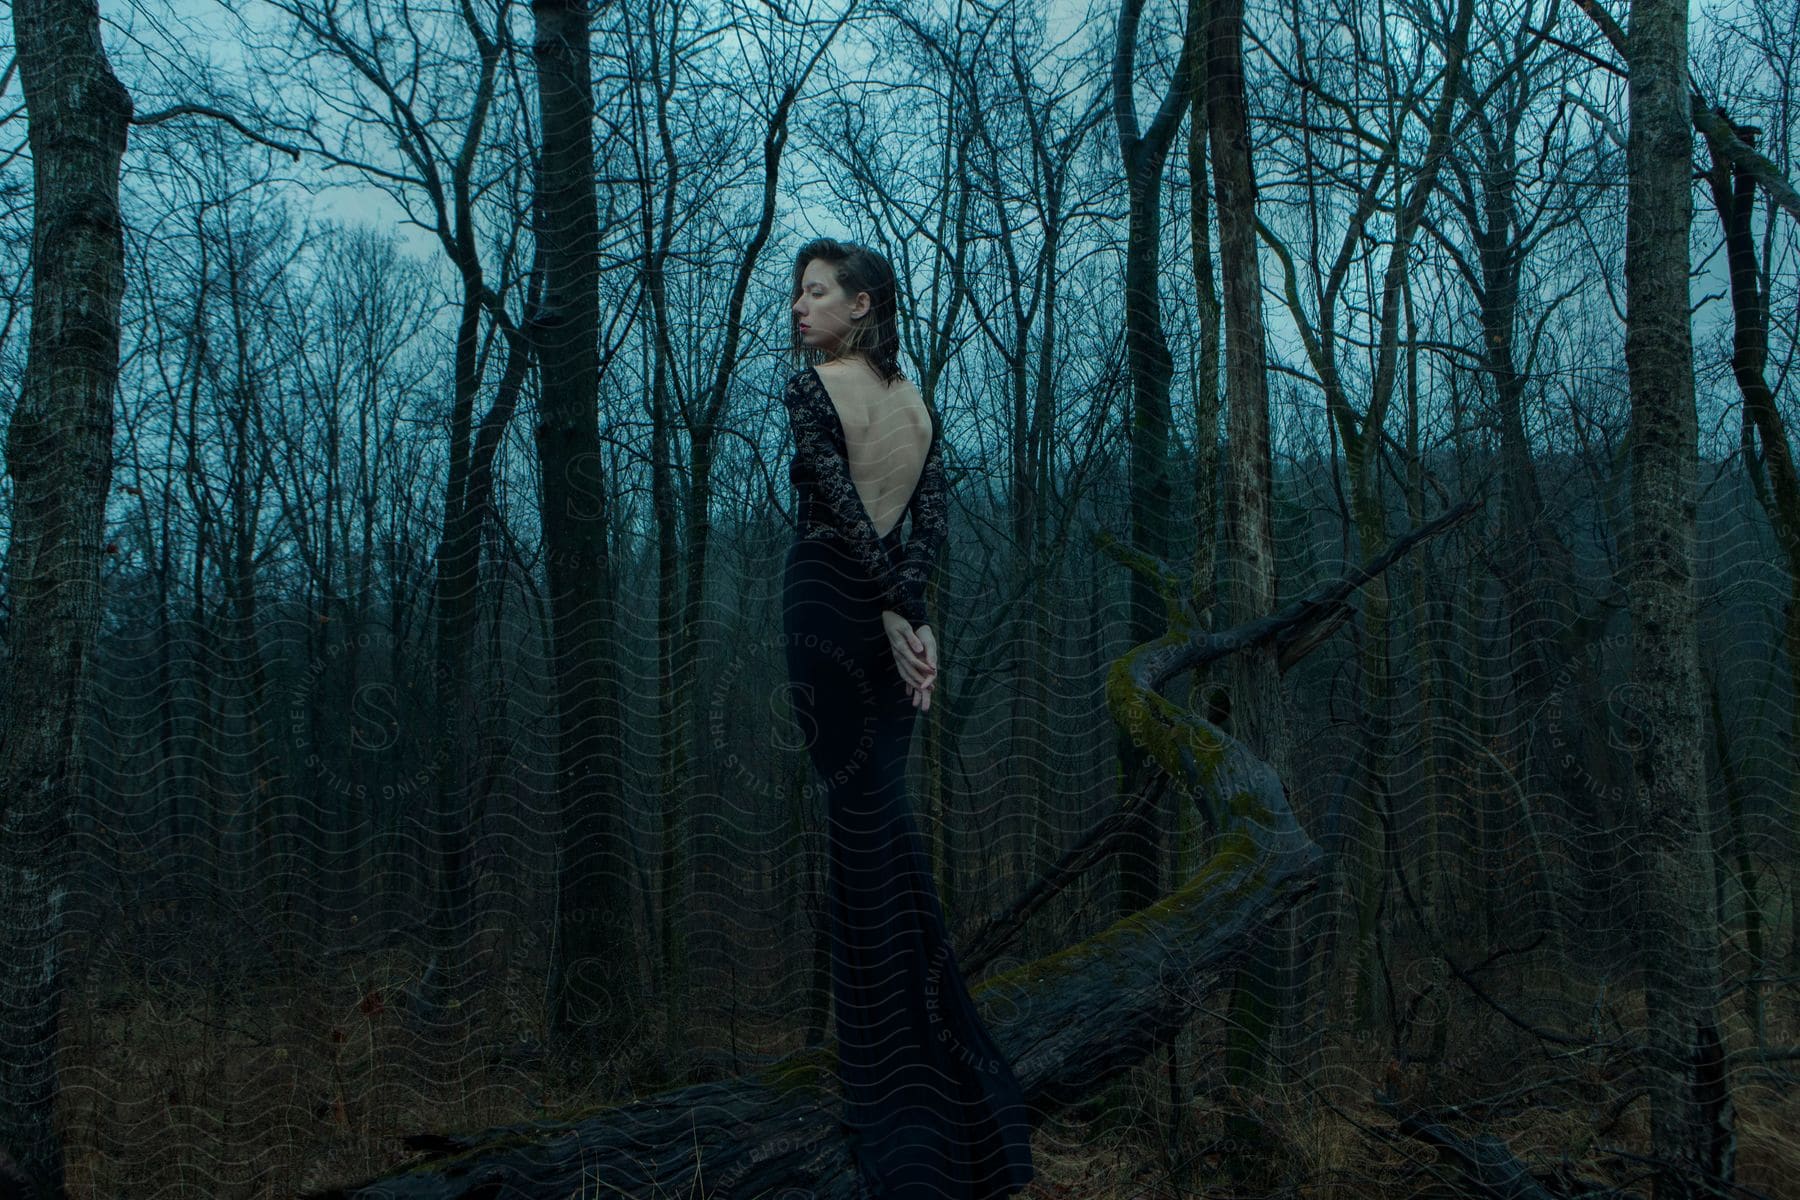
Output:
[81, 0, 1767, 459]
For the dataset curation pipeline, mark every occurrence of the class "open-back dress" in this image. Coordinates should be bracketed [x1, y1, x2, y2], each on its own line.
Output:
[779, 363, 1036, 1199]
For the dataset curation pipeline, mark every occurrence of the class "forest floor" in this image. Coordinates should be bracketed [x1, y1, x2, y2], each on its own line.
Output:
[52, 931, 1800, 1199]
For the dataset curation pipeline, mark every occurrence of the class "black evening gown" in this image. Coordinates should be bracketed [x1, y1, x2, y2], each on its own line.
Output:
[779, 365, 1036, 1199]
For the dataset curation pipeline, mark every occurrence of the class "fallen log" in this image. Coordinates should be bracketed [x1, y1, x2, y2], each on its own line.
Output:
[1374, 1092, 1642, 1200]
[300, 497, 1479, 1199]
[300, 768, 1319, 1199]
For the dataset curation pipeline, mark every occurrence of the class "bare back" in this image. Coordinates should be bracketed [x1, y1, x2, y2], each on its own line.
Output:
[811, 362, 932, 541]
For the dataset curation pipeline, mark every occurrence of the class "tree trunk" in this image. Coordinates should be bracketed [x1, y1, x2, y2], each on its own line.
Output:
[1204, 0, 1301, 1161]
[2, 0, 132, 1192]
[533, 0, 642, 1075]
[1622, 0, 1736, 1191]
[1112, 0, 1206, 919]
[1470, 109, 1581, 953]
[1701, 114, 1795, 1044]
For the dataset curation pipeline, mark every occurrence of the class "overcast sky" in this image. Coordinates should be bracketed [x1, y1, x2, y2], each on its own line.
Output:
[74, 0, 1758, 452]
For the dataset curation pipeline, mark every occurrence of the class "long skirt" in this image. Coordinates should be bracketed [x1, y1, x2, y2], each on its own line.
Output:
[781, 531, 1036, 1199]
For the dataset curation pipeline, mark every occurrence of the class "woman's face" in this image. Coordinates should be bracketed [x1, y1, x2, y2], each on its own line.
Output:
[792, 258, 869, 357]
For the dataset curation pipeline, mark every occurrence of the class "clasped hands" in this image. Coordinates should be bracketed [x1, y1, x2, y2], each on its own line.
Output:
[880, 612, 939, 712]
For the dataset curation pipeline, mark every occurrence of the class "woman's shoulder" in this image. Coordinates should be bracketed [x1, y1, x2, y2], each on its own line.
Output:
[809, 356, 912, 386]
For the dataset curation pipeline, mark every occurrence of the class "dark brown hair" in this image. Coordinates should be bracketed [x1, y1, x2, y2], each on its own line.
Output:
[788, 238, 905, 385]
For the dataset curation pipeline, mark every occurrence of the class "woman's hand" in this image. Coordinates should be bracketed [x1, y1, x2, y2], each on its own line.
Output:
[907, 625, 939, 711]
[881, 612, 938, 711]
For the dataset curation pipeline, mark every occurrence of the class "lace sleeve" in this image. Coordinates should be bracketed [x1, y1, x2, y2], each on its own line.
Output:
[897, 404, 946, 630]
[784, 368, 929, 626]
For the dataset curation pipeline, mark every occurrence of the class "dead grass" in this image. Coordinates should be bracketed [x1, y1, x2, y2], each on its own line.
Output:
[51, 935, 1800, 1199]
[59, 934, 666, 1199]
[1006, 968, 1800, 1200]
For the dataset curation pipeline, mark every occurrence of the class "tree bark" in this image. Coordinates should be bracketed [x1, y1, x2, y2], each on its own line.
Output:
[532, 0, 641, 1071]
[1111, 0, 1207, 920]
[1202, 0, 1303, 1158]
[1622, 0, 1736, 1191]
[2, 0, 132, 1193]
[1701, 114, 1794, 1047]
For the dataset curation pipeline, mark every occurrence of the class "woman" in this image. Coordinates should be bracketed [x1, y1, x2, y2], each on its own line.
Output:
[779, 238, 1037, 1199]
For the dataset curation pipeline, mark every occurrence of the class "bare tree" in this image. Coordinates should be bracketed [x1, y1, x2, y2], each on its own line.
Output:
[1411, 0, 1627, 960]
[1620, 0, 1737, 1187]
[1112, 0, 1208, 922]
[608, 0, 837, 1064]
[1258, 0, 1474, 1030]
[527, 0, 643, 1073]
[851, 3, 1118, 943]
[2, 0, 132, 1193]
[263, 226, 444, 941]
[1692, 0, 1800, 1044]
[237, 0, 552, 1031]
[1202, 0, 1299, 1138]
